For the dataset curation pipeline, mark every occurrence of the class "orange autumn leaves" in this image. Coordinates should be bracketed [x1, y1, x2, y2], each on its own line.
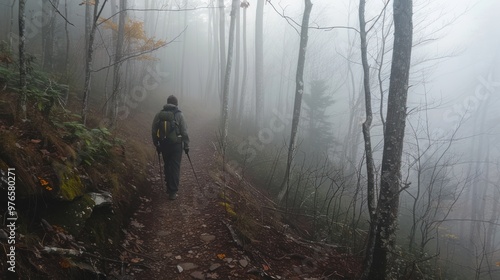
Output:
[101, 17, 166, 61]
[38, 176, 53, 191]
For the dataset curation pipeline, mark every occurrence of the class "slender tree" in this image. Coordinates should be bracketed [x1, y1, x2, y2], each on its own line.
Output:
[366, 0, 413, 278]
[8, 0, 17, 51]
[218, 0, 226, 102]
[221, 0, 240, 148]
[231, 1, 241, 119]
[255, 0, 265, 127]
[358, 0, 377, 277]
[278, 0, 313, 203]
[63, 0, 70, 104]
[42, 0, 59, 71]
[238, 0, 250, 125]
[85, 0, 91, 53]
[110, 0, 126, 125]
[82, 0, 107, 125]
[17, 0, 27, 120]
[180, 0, 189, 97]
[204, 0, 217, 104]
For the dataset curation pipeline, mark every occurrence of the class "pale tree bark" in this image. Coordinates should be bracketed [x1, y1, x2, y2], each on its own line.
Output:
[85, 0, 91, 53]
[366, 0, 413, 279]
[110, 0, 126, 125]
[8, 0, 17, 51]
[17, 0, 27, 121]
[202, 0, 222, 106]
[218, 0, 226, 103]
[82, 0, 106, 125]
[358, 0, 377, 277]
[238, 1, 249, 126]
[278, 0, 313, 203]
[255, 0, 264, 127]
[180, 0, 189, 97]
[204, 0, 217, 104]
[230, 2, 241, 119]
[221, 0, 239, 149]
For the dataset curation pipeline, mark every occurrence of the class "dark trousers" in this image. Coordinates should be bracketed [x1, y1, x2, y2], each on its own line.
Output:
[160, 143, 182, 194]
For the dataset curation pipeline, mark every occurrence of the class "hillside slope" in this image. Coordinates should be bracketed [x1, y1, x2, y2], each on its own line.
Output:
[120, 112, 361, 280]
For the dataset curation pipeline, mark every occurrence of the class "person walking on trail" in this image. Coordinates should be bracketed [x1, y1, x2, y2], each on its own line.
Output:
[152, 95, 190, 200]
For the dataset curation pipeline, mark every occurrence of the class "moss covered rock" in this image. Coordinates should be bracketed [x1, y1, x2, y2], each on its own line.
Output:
[52, 161, 85, 201]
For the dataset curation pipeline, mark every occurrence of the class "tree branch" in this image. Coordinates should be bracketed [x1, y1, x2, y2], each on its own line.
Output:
[48, 0, 75, 26]
[98, 6, 221, 27]
[91, 26, 187, 73]
[266, 0, 359, 35]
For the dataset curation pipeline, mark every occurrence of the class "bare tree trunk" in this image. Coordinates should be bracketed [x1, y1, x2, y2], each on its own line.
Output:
[8, 0, 17, 51]
[82, 0, 104, 125]
[63, 0, 70, 104]
[255, 0, 265, 127]
[358, 0, 377, 277]
[205, 0, 216, 104]
[278, 0, 313, 203]
[85, 0, 91, 55]
[367, 0, 413, 279]
[220, 0, 239, 149]
[105, 0, 118, 117]
[42, 0, 59, 72]
[110, 0, 126, 125]
[180, 0, 189, 97]
[218, 0, 226, 104]
[238, 1, 249, 126]
[231, 3, 241, 119]
[17, 0, 27, 121]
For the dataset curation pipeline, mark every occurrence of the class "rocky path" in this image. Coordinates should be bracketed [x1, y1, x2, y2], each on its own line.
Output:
[117, 115, 360, 280]
[121, 117, 256, 280]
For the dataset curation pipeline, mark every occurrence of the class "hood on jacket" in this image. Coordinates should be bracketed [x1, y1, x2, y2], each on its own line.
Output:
[163, 104, 178, 111]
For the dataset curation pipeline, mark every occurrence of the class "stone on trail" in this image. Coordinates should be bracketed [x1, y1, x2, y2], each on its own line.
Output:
[209, 263, 221, 271]
[190, 271, 205, 280]
[200, 233, 216, 243]
[179, 262, 199, 271]
[239, 259, 248, 268]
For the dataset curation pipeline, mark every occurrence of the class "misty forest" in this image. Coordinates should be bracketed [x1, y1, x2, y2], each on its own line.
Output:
[0, 0, 499, 279]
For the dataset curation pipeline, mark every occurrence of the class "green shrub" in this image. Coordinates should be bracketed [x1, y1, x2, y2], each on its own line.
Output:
[58, 121, 114, 165]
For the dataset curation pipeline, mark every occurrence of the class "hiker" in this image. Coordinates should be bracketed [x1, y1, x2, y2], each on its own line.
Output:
[151, 95, 190, 200]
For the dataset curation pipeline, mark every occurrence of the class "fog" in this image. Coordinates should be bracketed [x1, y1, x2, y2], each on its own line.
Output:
[1, 0, 499, 278]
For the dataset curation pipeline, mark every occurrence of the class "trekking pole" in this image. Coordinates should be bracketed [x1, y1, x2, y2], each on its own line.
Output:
[157, 151, 163, 186]
[186, 152, 203, 191]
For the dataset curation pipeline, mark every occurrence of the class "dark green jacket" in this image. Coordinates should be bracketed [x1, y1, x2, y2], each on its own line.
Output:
[151, 104, 190, 149]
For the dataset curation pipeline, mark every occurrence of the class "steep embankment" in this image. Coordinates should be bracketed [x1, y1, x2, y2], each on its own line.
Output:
[0, 89, 152, 279]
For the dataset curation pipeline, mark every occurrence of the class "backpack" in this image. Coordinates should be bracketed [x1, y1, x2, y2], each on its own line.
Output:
[155, 109, 179, 145]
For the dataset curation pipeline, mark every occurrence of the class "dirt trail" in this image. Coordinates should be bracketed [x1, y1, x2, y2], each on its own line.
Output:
[119, 115, 359, 280]
[122, 117, 252, 279]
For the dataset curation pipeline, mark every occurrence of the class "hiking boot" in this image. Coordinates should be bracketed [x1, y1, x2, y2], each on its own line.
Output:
[169, 193, 177, 200]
